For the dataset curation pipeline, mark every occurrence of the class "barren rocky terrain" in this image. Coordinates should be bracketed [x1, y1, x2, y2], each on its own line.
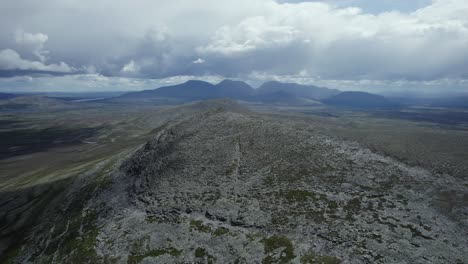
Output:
[2, 100, 467, 263]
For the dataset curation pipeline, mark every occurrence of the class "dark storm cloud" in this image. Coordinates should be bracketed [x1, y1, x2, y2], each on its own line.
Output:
[0, 0, 467, 92]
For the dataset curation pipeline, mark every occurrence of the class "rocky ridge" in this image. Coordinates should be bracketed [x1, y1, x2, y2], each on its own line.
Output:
[4, 100, 467, 263]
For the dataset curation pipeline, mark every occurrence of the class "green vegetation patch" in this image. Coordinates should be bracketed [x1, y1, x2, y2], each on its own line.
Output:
[345, 197, 361, 212]
[55, 210, 102, 262]
[300, 251, 341, 264]
[145, 215, 159, 223]
[213, 226, 229, 236]
[194, 247, 216, 263]
[282, 190, 314, 202]
[195, 247, 207, 258]
[190, 219, 211, 233]
[279, 189, 325, 203]
[344, 197, 362, 220]
[264, 175, 276, 186]
[327, 200, 339, 214]
[262, 235, 296, 264]
[271, 213, 289, 226]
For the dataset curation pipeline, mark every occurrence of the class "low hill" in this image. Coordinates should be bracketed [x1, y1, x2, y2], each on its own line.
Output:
[430, 96, 468, 109]
[257, 81, 339, 100]
[256, 90, 321, 105]
[0, 92, 18, 100]
[322, 91, 400, 109]
[0, 95, 71, 110]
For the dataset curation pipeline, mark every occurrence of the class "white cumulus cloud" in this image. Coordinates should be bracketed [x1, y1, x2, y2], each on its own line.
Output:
[193, 58, 206, 64]
[121, 60, 140, 74]
[15, 30, 50, 62]
[0, 49, 72, 72]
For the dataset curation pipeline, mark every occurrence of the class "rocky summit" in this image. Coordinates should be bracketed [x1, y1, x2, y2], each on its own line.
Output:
[3, 100, 467, 263]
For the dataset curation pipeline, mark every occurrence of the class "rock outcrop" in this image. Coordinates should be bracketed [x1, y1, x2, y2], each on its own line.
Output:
[4, 100, 467, 263]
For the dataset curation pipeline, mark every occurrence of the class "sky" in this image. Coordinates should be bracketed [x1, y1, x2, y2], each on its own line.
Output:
[0, 0, 467, 94]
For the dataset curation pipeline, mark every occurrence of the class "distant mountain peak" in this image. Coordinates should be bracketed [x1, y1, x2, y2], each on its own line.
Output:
[217, 79, 250, 86]
[258, 81, 340, 100]
[218, 79, 241, 84]
[186, 79, 209, 83]
[183, 80, 214, 86]
[216, 79, 254, 99]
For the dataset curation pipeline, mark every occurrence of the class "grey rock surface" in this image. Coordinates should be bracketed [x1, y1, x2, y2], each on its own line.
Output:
[4, 100, 468, 263]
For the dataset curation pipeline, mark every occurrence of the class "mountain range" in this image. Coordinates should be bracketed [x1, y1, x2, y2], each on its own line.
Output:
[119, 80, 340, 106]
[119, 79, 405, 109]
[1, 81, 404, 109]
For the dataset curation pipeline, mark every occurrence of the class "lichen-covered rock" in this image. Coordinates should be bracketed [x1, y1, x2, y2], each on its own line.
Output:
[4, 100, 467, 263]
[94, 101, 467, 263]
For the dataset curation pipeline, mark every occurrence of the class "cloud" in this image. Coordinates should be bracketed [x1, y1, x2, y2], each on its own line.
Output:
[0, 73, 225, 92]
[197, 0, 468, 81]
[15, 30, 49, 62]
[1, 29, 74, 75]
[193, 58, 206, 64]
[246, 70, 468, 93]
[0, 49, 72, 72]
[121, 60, 140, 74]
[0, 0, 467, 92]
[198, 16, 298, 55]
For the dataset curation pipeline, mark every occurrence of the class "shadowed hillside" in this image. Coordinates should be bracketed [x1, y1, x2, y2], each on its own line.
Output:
[257, 81, 340, 100]
[323, 91, 400, 109]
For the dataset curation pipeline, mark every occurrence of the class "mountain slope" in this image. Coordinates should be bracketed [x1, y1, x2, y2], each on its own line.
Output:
[257, 81, 340, 100]
[4, 100, 466, 263]
[215, 79, 255, 99]
[120, 80, 255, 102]
[430, 96, 468, 109]
[122, 80, 218, 101]
[0, 93, 18, 100]
[0, 95, 72, 110]
[323, 91, 400, 109]
[256, 90, 321, 105]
